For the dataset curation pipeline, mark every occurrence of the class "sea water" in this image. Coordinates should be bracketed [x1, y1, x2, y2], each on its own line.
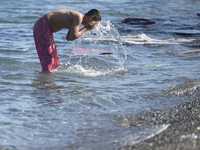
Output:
[1, 0, 200, 149]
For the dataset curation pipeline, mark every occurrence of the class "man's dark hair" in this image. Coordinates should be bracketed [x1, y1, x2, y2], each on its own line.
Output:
[85, 9, 102, 21]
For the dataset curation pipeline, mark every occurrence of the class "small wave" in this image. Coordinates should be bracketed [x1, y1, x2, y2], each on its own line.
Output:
[61, 64, 126, 77]
[180, 134, 200, 139]
[118, 124, 170, 146]
[162, 79, 200, 96]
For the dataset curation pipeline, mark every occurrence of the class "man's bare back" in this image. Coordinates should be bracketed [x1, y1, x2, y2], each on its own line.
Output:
[46, 10, 82, 33]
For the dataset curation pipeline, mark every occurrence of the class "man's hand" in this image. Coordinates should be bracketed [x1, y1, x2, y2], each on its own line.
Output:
[85, 21, 99, 30]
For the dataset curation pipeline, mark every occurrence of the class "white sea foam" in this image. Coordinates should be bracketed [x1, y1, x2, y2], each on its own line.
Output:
[62, 64, 126, 77]
[85, 33, 196, 45]
[118, 124, 170, 146]
[180, 134, 200, 139]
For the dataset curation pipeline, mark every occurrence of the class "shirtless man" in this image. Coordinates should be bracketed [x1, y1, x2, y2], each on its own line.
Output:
[33, 9, 101, 72]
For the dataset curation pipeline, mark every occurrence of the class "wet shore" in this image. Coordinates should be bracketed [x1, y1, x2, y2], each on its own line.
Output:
[121, 89, 200, 150]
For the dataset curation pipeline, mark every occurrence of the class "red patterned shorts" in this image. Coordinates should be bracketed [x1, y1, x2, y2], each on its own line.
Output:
[33, 15, 60, 72]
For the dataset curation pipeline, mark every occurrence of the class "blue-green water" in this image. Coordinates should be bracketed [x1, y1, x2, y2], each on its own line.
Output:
[1, 0, 200, 149]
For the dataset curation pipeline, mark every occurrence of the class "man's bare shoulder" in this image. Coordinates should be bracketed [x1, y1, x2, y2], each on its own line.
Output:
[68, 10, 83, 20]
[67, 10, 83, 25]
[68, 10, 81, 15]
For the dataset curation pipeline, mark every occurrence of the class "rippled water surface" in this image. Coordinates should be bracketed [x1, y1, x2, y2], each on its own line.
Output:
[1, 0, 200, 149]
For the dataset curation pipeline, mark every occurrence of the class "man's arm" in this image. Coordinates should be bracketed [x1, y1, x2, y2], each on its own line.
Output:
[66, 26, 88, 41]
[66, 14, 99, 41]
[66, 14, 88, 41]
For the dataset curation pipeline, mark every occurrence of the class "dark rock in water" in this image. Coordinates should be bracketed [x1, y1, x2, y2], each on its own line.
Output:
[122, 18, 155, 25]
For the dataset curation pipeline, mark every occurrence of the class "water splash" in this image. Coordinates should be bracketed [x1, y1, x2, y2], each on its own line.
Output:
[74, 20, 127, 63]
[64, 20, 127, 76]
[86, 20, 124, 44]
[92, 20, 126, 63]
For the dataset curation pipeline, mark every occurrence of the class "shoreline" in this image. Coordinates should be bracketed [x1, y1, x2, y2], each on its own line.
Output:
[121, 92, 200, 150]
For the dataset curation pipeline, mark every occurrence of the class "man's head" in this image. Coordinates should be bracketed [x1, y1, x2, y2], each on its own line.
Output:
[85, 9, 102, 21]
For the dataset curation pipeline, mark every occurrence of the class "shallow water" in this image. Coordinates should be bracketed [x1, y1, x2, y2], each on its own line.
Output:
[1, 0, 200, 149]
